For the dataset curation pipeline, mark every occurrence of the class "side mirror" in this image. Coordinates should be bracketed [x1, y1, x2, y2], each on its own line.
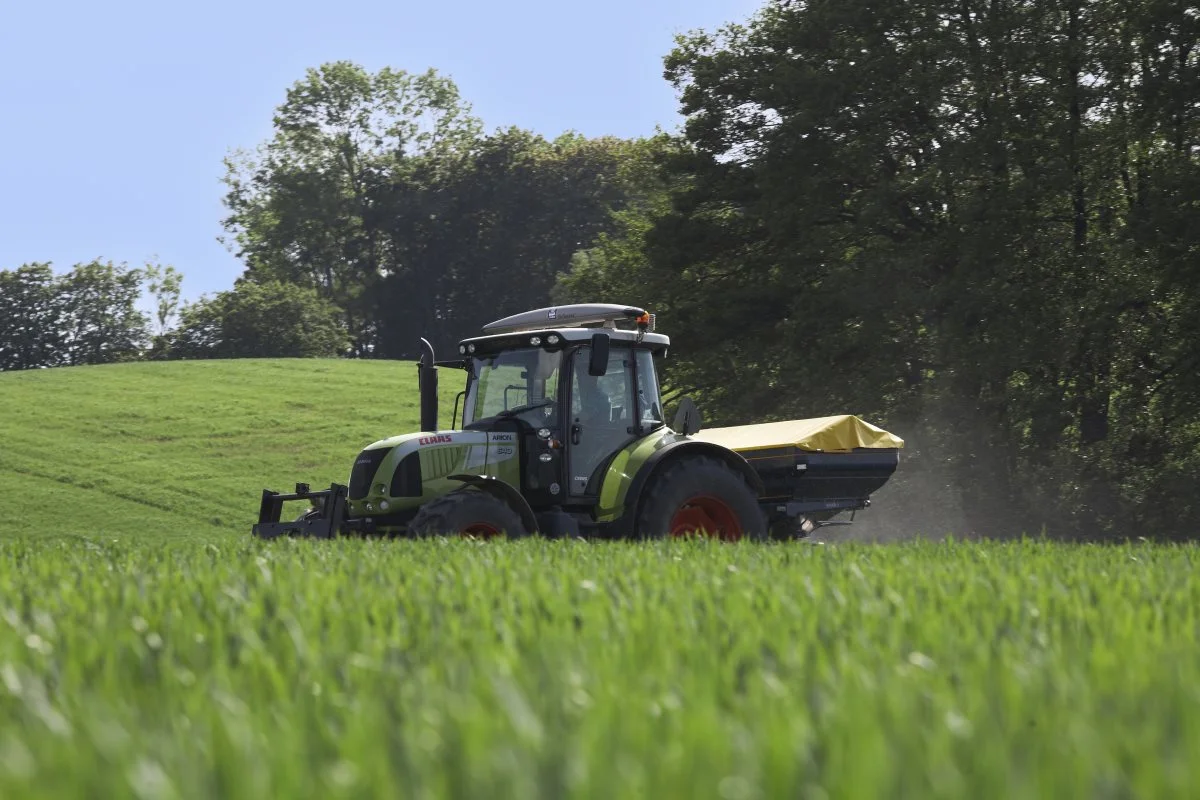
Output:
[588, 333, 610, 376]
[672, 396, 702, 436]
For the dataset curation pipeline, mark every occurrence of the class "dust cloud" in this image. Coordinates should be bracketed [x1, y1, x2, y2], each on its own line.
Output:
[805, 416, 1050, 545]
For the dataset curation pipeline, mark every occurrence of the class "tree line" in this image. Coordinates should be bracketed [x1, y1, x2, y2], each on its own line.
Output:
[1, 260, 173, 370]
[3, 0, 1196, 540]
[3, 64, 656, 366]
[0, 261, 348, 368]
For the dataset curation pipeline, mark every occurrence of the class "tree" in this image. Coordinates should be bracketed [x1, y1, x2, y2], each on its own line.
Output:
[220, 61, 483, 355]
[57, 260, 151, 366]
[0, 263, 64, 371]
[169, 280, 349, 359]
[143, 260, 184, 360]
[144, 260, 184, 336]
[222, 60, 659, 360]
[373, 128, 654, 357]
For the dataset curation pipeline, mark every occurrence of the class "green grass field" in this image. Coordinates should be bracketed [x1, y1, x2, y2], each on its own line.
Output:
[2, 361, 1198, 798]
[0, 359, 464, 541]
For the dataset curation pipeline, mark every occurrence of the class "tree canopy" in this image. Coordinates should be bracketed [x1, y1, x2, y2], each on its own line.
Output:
[219, 62, 655, 358]
[0, 260, 151, 371]
[168, 280, 349, 360]
[556, 0, 1200, 539]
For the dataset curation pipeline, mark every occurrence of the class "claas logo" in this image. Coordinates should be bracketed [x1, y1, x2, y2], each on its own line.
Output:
[418, 435, 454, 446]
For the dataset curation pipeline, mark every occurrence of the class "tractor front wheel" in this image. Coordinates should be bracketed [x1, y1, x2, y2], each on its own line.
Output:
[635, 456, 766, 541]
[408, 488, 528, 539]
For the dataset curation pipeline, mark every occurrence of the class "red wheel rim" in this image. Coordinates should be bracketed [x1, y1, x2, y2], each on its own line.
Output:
[461, 521, 502, 538]
[668, 495, 743, 541]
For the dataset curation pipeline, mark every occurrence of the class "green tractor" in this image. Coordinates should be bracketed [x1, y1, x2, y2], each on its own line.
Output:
[252, 303, 904, 541]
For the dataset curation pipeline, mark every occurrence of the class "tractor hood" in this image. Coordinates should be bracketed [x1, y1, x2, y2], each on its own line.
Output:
[361, 430, 481, 453]
[345, 428, 522, 518]
[350, 429, 489, 500]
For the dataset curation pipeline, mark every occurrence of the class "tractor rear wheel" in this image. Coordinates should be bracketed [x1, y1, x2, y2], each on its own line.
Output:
[408, 488, 528, 539]
[634, 456, 766, 541]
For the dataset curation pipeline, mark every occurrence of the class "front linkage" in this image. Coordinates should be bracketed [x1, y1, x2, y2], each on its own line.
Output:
[252, 482, 376, 539]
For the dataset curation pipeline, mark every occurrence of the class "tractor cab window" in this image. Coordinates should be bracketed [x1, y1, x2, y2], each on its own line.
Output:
[635, 349, 664, 429]
[464, 347, 561, 426]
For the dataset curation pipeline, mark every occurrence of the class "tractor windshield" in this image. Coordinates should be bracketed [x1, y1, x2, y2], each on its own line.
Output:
[464, 347, 562, 426]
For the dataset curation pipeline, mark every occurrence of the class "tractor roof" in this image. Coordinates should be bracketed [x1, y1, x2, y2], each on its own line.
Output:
[456, 302, 670, 357]
[483, 303, 652, 335]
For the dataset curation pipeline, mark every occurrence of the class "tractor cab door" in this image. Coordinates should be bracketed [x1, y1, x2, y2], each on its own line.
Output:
[566, 344, 635, 497]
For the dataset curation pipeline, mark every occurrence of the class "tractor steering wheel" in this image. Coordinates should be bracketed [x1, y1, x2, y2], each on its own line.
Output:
[498, 398, 555, 418]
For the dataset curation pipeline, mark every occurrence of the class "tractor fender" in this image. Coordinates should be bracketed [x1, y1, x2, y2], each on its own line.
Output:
[447, 474, 540, 535]
[617, 441, 765, 537]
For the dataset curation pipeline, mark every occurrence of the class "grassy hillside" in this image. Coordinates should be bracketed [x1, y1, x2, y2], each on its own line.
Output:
[0, 359, 459, 540]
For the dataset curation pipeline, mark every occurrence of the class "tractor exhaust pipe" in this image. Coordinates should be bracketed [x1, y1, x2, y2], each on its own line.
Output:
[418, 337, 438, 433]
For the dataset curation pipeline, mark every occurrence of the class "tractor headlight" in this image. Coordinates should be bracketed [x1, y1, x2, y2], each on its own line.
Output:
[529, 335, 542, 346]
[539, 452, 553, 463]
[467, 343, 476, 353]
[547, 334, 560, 345]
[459, 344, 466, 354]
[538, 427, 551, 438]
[379, 500, 390, 511]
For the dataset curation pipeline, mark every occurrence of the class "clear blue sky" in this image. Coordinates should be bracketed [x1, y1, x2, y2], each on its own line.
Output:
[0, 0, 760, 304]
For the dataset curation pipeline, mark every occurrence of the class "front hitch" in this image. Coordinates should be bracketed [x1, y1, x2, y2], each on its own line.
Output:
[252, 482, 351, 539]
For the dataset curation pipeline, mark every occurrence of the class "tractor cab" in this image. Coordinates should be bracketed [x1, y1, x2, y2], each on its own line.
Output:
[437, 304, 670, 507]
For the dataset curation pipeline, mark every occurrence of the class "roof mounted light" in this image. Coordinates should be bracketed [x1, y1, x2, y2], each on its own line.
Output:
[634, 311, 656, 342]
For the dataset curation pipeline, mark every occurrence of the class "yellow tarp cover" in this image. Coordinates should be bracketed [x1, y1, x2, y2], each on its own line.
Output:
[690, 414, 905, 453]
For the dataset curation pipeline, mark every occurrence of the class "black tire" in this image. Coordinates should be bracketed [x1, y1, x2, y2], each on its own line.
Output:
[408, 488, 528, 539]
[634, 455, 767, 541]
